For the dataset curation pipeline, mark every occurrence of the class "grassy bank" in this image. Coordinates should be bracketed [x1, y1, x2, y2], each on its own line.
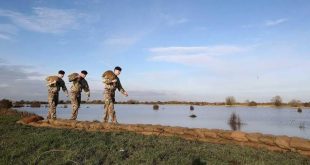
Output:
[0, 111, 310, 164]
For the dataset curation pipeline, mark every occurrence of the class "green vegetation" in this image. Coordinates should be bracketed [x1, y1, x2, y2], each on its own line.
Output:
[0, 99, 13, 109]
[0, 109, 310, 164]
[30, 101, 41, 108]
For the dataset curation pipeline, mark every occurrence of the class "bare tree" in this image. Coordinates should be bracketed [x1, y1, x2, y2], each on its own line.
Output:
[226, 96, 236, 106]
[289, 99, 301, 107]
[271, 96, 282, 107]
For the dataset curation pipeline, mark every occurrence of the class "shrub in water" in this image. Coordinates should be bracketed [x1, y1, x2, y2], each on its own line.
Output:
[248, 101, 257, 106]
[13, 102, 24, 108]
[189, 114, 197, 118]
[153, 104, 159, 110]
[228, 112, 242, 131]
[30, 102, 41, 108]
[297, 108, 302, 113]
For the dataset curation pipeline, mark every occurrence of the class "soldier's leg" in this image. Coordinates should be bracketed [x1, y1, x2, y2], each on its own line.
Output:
[70, 92, 79, 120]
[47, 92, 53, 119]
[75, 93, 81, 119]
[50, 93, 58, 119]
[103, 99, 110, 122]
[110, 102, 117, 124]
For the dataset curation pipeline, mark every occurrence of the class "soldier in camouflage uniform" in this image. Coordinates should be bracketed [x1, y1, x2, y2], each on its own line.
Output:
[46, 70, 68, 119]
[69, 70, 90, 120]
[103, 66, 128, 123]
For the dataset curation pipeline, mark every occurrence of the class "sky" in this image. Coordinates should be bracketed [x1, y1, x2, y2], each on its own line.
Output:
[0, 0, 309, 102]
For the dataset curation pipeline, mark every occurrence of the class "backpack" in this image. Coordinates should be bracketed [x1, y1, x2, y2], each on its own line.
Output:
[68, 73, 79, 82]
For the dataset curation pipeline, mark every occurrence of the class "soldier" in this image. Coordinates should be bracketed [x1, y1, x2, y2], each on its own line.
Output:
[45, 70, 68, 119]
[69, 70, 90, 120]
[102, 66, 128, 123]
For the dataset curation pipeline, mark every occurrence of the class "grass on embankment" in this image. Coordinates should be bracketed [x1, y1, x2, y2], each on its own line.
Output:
[0, 111, 310, 165]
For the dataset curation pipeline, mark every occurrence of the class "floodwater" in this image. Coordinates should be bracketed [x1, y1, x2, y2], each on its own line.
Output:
[17, 104, 310, 139]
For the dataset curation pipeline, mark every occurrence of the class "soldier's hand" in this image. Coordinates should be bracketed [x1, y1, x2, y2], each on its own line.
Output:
[112, 79, 117, 83]
[86, 96, 90, 101]
[123, 91, 128, 97]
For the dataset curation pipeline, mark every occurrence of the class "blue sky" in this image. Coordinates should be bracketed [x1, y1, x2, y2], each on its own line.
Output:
[0, 0, 309, 102]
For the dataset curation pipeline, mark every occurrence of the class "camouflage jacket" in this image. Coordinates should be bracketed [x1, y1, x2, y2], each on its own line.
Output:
[103, 76, 125, 97]
[47, 78, 67, 94]
[70, 78, 90, 96]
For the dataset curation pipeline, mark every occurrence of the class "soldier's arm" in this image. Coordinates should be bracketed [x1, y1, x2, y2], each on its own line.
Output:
[60, 79, 68, 92]
[117, 78, 126, 94]
[60, 79, 69, 96]
[102, 77, 115, 84]
[82, 80, 90, 97]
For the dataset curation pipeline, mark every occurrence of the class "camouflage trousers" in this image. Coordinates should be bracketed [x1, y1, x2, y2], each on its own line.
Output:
[103, 95, 117, 123]
[70, 92, 81, 120]
[47, 92, 59, 119]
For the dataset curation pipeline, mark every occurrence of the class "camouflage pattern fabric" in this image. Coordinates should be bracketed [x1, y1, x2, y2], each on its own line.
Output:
[69, 77, 90, 120]
[102, 75, 126, 123]
[46, 76, 68, 119]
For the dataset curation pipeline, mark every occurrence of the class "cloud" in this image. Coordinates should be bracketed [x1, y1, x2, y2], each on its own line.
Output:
[148, 45, 248, 65]
[265, 18, 288, 27]
[0, 60, 47, 100]
[160, 14, 188, 26]
[0, 24, 18, 40]
[0, 7, 82, 33]
[0, 33, 12, 40]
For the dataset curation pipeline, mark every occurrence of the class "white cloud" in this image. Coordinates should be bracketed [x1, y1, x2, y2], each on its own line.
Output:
[160, 13, 188, 26]
[149, 45, 248, 65]
[265, 18, 288, 27]
[0, 24, 18, 40]
[0, 7, 82, 33]
[0, 33, 12, 40]
[0, 24, 18, 34]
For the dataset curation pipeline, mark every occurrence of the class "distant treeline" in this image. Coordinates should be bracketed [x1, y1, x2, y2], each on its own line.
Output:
[1, 95, 310, 108]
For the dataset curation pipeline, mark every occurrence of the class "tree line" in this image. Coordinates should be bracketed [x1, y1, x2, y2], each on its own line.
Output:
[1, 95, 309, 109]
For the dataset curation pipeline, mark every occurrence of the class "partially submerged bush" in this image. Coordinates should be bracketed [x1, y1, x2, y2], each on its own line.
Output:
[30, 102, 41, 108]
[297, 108, 302, 113]
[248, 101, 257, 106]
[190, 105, 194, 111]
[0, 99, 13, 109]
[228, 112, 242, 131]
[153, 104, 159, 110]
[13, 102, 24, 108]
[189, 114, 197, 118]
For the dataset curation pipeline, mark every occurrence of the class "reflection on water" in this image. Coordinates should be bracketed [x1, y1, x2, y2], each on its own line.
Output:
[228, 112, 242, 131]
[16, 104, 310, 139]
